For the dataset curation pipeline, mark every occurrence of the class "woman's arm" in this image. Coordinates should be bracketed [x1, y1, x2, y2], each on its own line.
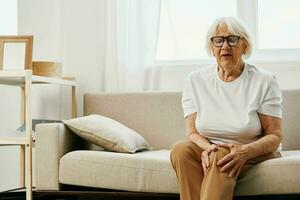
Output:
[217, 113, 282, 178]
[244, 113, 282, 159]
[185, 112, 211, 150]
[186, 112, 218, 174]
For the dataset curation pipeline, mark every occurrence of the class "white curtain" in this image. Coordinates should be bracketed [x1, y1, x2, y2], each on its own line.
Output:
[104, 0, 161, 92]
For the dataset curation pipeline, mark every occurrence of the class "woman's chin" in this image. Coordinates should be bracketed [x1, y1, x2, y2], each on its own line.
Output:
[219, 61, 233, 68]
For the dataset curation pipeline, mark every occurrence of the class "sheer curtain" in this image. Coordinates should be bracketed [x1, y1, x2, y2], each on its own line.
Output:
[104, 0, 161, 92]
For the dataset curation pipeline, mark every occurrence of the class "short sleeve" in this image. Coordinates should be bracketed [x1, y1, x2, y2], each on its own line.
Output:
[181, 74, 197, 118]
[258, 75, 282, 118]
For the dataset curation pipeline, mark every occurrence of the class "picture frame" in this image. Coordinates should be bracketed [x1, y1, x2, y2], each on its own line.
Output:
[0, 35, 33, 70]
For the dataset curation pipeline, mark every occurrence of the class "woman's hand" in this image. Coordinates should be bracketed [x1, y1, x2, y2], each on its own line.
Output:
[201, 144, 218, 175]
[217, 143, 250, 179]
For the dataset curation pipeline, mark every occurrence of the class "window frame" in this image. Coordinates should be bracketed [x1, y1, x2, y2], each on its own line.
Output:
[153, 0, 300, 65]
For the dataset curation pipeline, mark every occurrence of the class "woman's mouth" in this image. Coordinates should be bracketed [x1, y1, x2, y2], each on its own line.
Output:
[221, 54, 232, 57]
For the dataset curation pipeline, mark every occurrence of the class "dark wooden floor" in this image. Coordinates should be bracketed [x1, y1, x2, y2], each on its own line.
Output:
[1, 186, 300, 200]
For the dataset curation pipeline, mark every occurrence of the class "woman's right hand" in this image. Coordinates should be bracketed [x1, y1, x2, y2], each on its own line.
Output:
[201, 144, 218, 175]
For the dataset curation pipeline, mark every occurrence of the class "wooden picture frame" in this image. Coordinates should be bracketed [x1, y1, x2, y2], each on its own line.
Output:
[0, 35, 33, 70]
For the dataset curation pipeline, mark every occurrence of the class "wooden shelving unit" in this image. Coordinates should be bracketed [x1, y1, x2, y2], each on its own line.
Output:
[0, 69, 77, 200]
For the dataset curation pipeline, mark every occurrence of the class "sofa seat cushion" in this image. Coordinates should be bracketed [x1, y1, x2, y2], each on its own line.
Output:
[59, 150, 179, 193]
[59, 150, 300, 195]
[235, 150, 300, 195]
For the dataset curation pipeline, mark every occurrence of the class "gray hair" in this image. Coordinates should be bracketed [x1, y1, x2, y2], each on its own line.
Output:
[205, 16, 253, 59]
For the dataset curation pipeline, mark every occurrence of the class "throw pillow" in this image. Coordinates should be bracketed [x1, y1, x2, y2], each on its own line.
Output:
[62, 114, 152, 153]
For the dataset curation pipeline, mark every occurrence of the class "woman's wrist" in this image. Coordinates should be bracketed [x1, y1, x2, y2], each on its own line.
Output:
[243, 134, 281, 160]
[188, 132, 211, 150]
[242, 143, 256, 160]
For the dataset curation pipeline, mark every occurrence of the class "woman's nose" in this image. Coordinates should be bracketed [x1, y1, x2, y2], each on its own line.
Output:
[221, 39, 230, 49]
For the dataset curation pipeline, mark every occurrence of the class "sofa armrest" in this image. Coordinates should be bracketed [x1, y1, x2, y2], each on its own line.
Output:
[35, 123, 84, 190]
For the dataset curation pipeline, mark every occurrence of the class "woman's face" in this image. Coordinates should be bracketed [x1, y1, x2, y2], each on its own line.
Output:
[211, 24, 247, 69]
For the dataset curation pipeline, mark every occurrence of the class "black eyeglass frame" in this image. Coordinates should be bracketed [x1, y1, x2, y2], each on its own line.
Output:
[210, 35, 242, 47]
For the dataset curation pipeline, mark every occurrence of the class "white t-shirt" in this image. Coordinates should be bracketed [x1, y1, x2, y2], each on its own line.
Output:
[182, 63, 282, 145]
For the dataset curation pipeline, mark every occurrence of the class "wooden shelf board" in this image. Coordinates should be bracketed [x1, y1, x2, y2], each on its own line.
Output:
[0, 70, 26, 78]
[0, 70, 76, 86]
[32, 75, 76, 86]
[0, 130, 35, 146]
[0, 137, 27, 145]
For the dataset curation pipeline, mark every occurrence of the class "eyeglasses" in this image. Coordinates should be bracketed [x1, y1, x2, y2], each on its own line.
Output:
[210, 35, 242, 47]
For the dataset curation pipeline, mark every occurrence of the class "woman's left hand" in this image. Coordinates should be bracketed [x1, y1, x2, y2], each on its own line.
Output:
[216, 143, 250, 179]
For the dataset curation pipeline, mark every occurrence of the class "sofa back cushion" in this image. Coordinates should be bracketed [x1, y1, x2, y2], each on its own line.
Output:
[84, 92, 185, 149]
[282, 90, 300, 150]
[84, 90, 300, 150]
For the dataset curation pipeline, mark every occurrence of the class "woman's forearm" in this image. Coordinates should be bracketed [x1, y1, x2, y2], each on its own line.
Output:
[244, 133, 281, 160]
[187, 133, 212, 150]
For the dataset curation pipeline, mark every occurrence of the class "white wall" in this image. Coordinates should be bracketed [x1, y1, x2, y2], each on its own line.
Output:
[60, 0, 106, 116]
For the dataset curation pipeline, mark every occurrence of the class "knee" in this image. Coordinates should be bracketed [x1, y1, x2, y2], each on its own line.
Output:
[170, 141, 198, 163]
[209, 146, 230, 163]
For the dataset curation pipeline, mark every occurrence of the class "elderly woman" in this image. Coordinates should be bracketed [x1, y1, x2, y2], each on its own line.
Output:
[170, 17, 282, 200]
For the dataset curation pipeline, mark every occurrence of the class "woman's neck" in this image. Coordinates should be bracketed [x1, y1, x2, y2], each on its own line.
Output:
[218, 61, 245, 82]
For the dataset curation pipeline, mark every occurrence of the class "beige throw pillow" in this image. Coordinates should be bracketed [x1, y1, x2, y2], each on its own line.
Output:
[63, 114, 152, 153]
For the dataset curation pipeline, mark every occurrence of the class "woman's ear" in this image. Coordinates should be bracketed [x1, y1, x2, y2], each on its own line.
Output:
[243, 47, 247, 55]
[243, 42, 248, 55]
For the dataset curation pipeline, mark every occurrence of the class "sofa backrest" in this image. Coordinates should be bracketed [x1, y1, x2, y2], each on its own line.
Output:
[282, 90, 300, 150]
[84, 90, 300, 150]
[84, 92, 185, 150]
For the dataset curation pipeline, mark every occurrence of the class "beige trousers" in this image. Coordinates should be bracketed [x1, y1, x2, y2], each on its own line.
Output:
[170, 141, 281, 200]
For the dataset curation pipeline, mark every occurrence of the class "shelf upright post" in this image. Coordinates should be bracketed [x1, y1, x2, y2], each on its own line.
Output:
[25, 70, 32, 200]
[20, 85, 25, 188]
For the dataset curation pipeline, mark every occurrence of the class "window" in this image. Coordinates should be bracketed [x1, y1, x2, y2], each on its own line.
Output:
[258, 0, 300, 49]
[156, 0, 237, 61]
[156, 0, 300, 62]
[0, 0, 18, 35]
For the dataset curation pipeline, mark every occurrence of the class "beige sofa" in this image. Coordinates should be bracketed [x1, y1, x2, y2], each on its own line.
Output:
[35, 91, 300, 197]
